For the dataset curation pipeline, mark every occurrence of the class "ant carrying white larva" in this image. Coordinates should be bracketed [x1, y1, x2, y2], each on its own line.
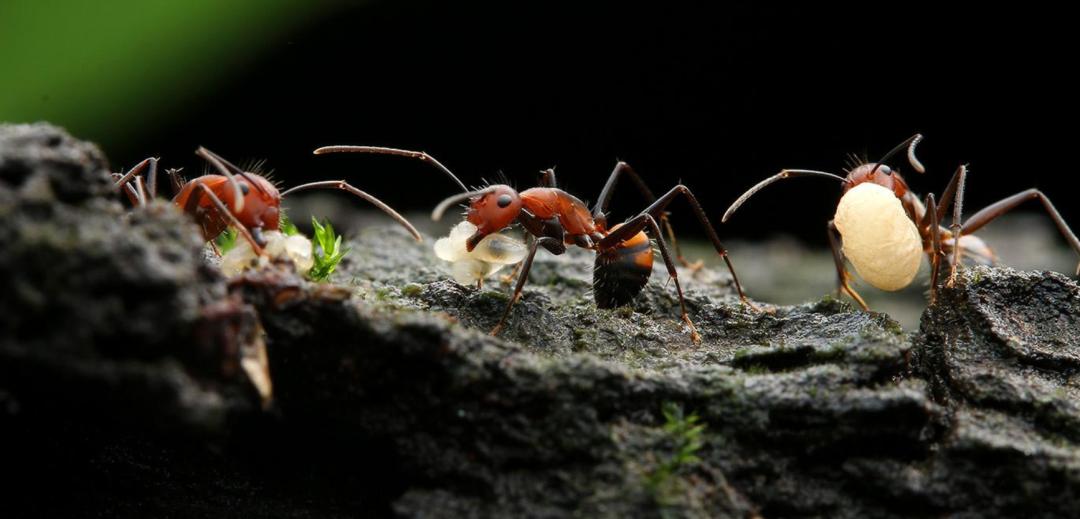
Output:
[723, 134, 1080, 309]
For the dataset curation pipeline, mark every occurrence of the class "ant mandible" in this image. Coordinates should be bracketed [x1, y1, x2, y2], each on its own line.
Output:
[113, 147, 422, 255]
[312, 145, 757, 343]
[723, 134, 1080, 308]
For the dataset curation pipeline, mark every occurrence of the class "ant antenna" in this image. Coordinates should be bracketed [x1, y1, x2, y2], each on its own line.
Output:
[196, 147, 272, 197]
[313, 146, 469, 193]
[723, 169, 847, 223]
[280, 180, 422, 242]
[432, 187, 495, 221]
[868, 134, 925, 177]
[195, 147, 247, 213]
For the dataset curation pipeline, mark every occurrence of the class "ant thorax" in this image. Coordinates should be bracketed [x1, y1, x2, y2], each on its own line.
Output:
[833, 183, 922, 291]
[435, 221, 528, 285]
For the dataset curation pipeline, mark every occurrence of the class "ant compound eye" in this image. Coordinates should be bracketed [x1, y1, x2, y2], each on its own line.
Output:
[497, 194, 513, 208]
[239, 183, 250, 195]
[878, 165, 892, 176]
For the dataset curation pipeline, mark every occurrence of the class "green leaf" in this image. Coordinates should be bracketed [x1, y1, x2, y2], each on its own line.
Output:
[308, 216, 349, 282]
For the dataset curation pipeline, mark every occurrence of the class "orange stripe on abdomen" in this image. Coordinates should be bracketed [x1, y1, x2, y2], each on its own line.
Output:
[593, 231, 653, 308]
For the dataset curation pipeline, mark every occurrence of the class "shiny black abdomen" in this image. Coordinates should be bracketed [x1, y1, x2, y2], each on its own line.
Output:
[593, 239, 653, 308]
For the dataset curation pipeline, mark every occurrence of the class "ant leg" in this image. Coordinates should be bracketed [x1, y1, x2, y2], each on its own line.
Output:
[491, 236, 564, 336]
[826, 220, 869, 310]
[280, 180, 422, 242]
[145, 158, 159, 199]
[634, 184, 757, 309]
[195, 148, 246, 213]
[500, 258, 524, 286]
[947, 167, 967, 286]
[192, 184, 264, 256]
[113, 157, 156, 190]
[312, 145, 468, 192]
[134, 176, 148, 207]
[600, 213, 701, 343]
[112, 172, 141, 206]
[959, 189, 1080, 276]
[539, 168, 557, 188]
[591, 162, 701, 271]
[921, 194, 944, 302]
[934, 165, 967, 223]
[167, 168, 186, 198]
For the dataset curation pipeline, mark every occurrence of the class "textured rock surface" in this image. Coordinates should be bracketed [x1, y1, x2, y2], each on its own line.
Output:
[3, 123, 1080, 518]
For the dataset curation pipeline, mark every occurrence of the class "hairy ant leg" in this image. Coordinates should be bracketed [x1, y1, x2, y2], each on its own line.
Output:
[113, 157, 156, 190]
[599, 213, 702, 343]
[491, 236, 565, 336]
[945, 165, 967, 286]
[592, 162, 702, 272]
[959, 189, 1080, 276]
[113, 158, 160, 207]
[637, 184, 756, 308]
[920, 193, 944, 302]
[826, 220, 869, 310]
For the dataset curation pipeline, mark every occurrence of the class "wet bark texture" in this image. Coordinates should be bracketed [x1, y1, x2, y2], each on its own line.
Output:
[2, 124, 1078, 518]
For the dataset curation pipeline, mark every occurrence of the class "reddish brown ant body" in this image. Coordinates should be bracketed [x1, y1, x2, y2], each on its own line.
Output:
[114, 147, 421, 256]
[314, 146, 757, 342]
[723, 134, 1080, 308]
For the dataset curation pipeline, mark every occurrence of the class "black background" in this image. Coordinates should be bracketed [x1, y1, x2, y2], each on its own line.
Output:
[111, 2, 1076, 244]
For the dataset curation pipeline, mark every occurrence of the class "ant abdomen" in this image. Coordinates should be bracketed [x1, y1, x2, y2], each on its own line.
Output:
[593, 230, 653, 308]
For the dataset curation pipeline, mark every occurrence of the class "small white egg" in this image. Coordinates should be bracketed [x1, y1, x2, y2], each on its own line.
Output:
[434, 220, 526, 285]
[471, 233, 528, 265]
[219, 230, 314, 277]
[834, 183, 922, 291]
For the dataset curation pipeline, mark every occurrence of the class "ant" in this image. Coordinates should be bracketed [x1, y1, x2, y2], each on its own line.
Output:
[723, 134, 1080, 309]
[313, 145, 757, 343]
[113, 147, 422, 256]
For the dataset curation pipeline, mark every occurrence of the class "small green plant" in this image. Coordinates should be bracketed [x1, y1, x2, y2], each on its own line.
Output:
[646, 402, 706, 499]
[215, 227, 239, 253]
[279, 212, 299, 236]
[309, 216, 349, 282]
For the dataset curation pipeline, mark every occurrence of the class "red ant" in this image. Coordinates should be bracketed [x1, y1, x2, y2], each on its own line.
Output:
[723, 134, 1080, 308]
[113, 147, 421, 256]
[313, 146, 757, 342]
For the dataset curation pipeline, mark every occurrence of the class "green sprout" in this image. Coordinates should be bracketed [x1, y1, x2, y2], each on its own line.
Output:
[309, 216, 349, 282]
[279, 212, 299, 236]
[215, 227, 239, 254]
[646, 402, 706, 500]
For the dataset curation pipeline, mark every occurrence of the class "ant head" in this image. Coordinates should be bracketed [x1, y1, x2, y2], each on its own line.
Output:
[844, 163, 908, 198]
[842, 134, 925, 198]
[432, 184, 522, 251]
[465, 185, 522, 250]
[197, 147, 282, 232]
[235, 174, 282, 231]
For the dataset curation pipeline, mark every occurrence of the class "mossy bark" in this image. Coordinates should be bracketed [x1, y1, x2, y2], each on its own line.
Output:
[3, 123, 1079, 518]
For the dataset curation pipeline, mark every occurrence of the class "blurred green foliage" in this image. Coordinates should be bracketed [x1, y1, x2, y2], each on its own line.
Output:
[0, 0, 323, 148]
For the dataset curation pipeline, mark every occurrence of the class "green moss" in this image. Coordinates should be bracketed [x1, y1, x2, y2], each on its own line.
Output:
[402, 283, 423, 298]
[645, 402, 706, 506]
[309, 217, 349, 282]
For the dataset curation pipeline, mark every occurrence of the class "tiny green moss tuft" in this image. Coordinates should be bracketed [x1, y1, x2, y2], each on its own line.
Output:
[215, 227, 239, 253]
[279, 212, 299, 236]
[646, 402, 706, 503]
[309, 216, 349, 282]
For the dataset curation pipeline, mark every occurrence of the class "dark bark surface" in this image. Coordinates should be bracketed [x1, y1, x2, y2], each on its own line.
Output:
[2, 123, 1078, 518]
